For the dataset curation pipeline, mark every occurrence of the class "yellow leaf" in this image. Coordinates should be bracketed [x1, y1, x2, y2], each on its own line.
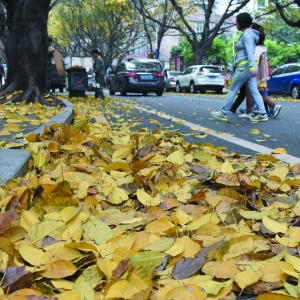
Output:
[97, 259, 118, 281]
[260, 261, 294, 282]
[249, 129, 260, 134]
[262, 216, 288, 234]
[82, 215, 113, 246]
[72, 274, 95, 299]
[105, 279, 138, 299]
[18, 245, 51, 267]
[220, 160, 233, 173]
[202, 261, 241, 279]
[284, 253, 300, 272]
[42, 260, 77, 278]
[32, 149, 48, 168]
[143, 237, 174, 252]
[3, 123, 22, 132]
[234, 270, 262, 289]
[112, 145, 133, 161]
[165, 284, 206, 300]
[30, 119, 41, 126]
[60, 206, 81, 222]
[0, 130, 11, 136]
[275, 234, 299, 247]
[272, 147, 287, 154]
[137, 189, 161, 206]
[166, 150, 184, 165]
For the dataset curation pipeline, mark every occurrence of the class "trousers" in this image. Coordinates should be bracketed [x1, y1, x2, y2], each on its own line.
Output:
[222, 64, 266, 115]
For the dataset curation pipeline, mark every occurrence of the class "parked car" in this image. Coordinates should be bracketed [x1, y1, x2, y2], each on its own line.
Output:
[268, 62, 300, 99]
[109, 59, 165, 96]
[175, 65, 224, 94]
[164, 70, 183, 92]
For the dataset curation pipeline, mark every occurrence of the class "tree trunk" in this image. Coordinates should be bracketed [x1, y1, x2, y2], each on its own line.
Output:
[0, 0, 63, 105]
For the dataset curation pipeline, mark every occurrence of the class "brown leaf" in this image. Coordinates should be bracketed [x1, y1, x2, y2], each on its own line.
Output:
[0, 210, 18, 234]
[171, 240, 224, 279]
[2, 265, 33, 293]
[112, 259, 129, 279]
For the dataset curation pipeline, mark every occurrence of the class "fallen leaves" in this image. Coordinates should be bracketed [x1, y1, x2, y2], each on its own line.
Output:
[0, 96, 299, 299]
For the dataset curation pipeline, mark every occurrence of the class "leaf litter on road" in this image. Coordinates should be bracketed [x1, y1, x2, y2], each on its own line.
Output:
[0, 95, 299, 299]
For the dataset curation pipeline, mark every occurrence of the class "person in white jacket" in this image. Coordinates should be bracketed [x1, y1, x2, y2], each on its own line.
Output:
[211, 13, 268, 123]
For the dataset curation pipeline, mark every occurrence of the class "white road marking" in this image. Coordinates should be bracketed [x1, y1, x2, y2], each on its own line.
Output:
[135, 105, 300, 164]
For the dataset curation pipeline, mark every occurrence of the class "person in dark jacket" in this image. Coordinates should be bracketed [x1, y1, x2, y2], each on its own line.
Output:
[92, 49, 105, 99]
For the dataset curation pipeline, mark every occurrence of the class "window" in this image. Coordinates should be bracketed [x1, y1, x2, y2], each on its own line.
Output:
[288, 65, 300, 73]
[272, 68, 282, 76]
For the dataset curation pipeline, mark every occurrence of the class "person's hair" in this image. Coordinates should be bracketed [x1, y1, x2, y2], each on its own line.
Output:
[251, 22, 265, 45]
[92, 49, 101, 55]
[236, 12, 253, 29]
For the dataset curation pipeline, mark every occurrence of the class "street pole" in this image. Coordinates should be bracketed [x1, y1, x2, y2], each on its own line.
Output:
[155, 25, 159, 59]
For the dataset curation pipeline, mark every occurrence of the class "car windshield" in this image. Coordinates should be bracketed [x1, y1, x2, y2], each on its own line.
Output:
[200, 66, 221, 73]
[127, 61, 162, 71]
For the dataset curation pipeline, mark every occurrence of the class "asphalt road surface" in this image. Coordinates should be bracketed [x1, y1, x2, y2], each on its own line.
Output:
[103, 90, 300, 164]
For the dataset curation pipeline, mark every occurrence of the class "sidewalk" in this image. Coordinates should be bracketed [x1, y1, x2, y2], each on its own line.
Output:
[0, 99, 74, 185]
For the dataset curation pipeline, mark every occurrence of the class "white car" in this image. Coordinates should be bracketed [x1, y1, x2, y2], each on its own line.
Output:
[175, 65, 224, 94]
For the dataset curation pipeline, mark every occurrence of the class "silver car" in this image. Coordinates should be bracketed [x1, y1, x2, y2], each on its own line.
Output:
[164, 70, 183, 92]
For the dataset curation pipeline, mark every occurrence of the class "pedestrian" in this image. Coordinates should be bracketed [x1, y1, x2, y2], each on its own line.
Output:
[211, 12, 268, 123]
[92, 49, 105, 99]
[224, 69, 232, 90]
[238, 23, 281, 119]
[0, 60, 5, 87]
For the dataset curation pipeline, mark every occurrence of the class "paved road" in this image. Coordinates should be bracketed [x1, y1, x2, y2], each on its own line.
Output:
[103, 90, 300, 163]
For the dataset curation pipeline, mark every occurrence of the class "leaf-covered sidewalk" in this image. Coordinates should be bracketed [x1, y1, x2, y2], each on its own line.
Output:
[0, 96, 299, 300]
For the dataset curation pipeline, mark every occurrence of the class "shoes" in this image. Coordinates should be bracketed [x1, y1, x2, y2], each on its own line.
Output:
[239, 108, 246, 114]
[211, 111, 228, 122]
[250, 114, 268, 122]
[273, 104, 282, 119]
[238, 113, 252, 119]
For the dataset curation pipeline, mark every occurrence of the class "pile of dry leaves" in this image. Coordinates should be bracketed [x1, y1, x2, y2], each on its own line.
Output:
[0, 96, 299, 300]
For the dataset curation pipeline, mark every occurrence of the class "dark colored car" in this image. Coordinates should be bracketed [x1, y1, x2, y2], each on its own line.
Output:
[109, 59, 165, 96]
[268, 62, 300, 99]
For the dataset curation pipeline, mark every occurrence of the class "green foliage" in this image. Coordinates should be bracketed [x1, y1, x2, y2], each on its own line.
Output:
[265, 40, 300, 69]
[170, 36, 232, 68]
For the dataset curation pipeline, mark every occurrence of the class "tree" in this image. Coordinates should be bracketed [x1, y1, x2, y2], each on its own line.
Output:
[273, 0, 300, 27]
[48, 0, 139, 67]
[171, 36, 231, 68]
[131, 0, 251, 64]
[0, 0, 64, 106]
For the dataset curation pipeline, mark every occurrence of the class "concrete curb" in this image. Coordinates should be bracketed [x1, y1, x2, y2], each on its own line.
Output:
[0, 99, 74, 185]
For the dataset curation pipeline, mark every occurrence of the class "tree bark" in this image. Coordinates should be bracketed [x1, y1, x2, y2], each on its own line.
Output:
[0, 0, 64, 105]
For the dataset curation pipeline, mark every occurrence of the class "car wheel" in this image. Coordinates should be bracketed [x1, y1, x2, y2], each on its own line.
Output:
[156, 91, 163, 96]
[59, 87, 64, 93]
[175, 82, 181, 93]
[291, 85, 300, 99]
[109, 87, 115, 95]
[142, 92, 148, 96]
[120, 83, 127, 96]
[215, 87, 223, 94]
[189, 82, 196, 93]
